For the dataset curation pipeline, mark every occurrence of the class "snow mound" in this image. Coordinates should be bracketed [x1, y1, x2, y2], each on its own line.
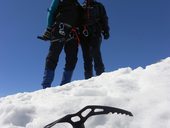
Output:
[0, 57, 170, 128]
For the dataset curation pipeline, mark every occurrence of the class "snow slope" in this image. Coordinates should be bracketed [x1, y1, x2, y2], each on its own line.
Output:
[0, 58, 170, 128]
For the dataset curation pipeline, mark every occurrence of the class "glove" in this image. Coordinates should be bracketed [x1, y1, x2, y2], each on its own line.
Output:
[38, 27, 52, 41]
[102, 31, 110, 40]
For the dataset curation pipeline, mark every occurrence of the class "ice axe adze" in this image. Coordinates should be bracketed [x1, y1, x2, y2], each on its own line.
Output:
[44, 105, 133, 128]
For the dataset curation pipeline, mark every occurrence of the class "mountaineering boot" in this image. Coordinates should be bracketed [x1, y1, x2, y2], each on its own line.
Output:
[84, 70, 93, 79]
[60, 70, 73, 85]
[96, 68, 104, 76]
[41, 69, 55, 89]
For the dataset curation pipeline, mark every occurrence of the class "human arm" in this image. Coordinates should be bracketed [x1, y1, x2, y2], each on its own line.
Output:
[47, 0, 60, 28]
[99, 3, 110, 40]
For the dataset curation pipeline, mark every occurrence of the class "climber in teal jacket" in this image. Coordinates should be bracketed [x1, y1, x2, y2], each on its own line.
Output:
[40, 0, 83, 89]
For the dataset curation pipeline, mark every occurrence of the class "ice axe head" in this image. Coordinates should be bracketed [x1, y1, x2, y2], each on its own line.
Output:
[44, 105, 133, 128]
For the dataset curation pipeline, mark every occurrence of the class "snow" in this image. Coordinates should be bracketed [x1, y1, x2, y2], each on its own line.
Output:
[0, 57, 170, 128]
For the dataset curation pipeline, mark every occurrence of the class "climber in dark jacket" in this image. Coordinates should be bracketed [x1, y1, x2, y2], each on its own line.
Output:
[80, 0, 110, 79]
[40, 0, 83, 88]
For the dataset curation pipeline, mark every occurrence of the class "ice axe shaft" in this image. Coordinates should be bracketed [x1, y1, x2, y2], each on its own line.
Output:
[37, 36, 45, 40]
[37, 36, 51, 41]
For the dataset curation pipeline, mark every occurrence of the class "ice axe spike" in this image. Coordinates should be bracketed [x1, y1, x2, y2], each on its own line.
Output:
[44, 105, 133, 128]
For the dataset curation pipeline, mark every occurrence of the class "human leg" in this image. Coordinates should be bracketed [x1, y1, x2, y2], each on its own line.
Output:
[80, 37, 93, 79]
[60, 40, 78, 85]
[42, 42, 64, 88]
[91, 36, 105, 76]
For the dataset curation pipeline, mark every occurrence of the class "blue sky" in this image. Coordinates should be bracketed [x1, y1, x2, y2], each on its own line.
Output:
[0, 0, 170, 97]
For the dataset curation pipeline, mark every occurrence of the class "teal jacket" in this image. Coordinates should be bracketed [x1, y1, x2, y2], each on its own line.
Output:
[47, 0, 59, 28]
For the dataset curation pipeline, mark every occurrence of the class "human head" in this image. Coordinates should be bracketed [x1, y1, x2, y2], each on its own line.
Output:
[85, 0, 95, 4]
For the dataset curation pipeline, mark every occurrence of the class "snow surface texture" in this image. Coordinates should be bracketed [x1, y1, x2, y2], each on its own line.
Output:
[0, 58, 170, 128]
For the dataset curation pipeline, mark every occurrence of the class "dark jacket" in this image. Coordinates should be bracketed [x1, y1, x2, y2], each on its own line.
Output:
[82, 1, 109, 34]
[48, 0, 83, 27]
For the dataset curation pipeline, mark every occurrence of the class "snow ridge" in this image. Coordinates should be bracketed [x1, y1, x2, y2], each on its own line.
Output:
[0, 57, 170, 128]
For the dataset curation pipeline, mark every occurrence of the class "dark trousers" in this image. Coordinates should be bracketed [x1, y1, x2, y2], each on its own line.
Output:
[81, 34, 105, 79]
[42, 40, 78, 88]
[45, 40, 78, 71]
[45, 24, 78, 71]
[42, 25, 78, 88]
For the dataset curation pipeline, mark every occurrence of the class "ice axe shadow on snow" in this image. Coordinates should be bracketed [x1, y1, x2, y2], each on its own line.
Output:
[44, 105, 133, 128]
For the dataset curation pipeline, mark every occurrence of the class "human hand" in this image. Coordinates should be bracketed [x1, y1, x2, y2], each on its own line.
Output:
[102, 31, 110, 40]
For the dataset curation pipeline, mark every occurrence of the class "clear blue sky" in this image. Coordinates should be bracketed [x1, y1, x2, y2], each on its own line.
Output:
[0, 0, 170, 97]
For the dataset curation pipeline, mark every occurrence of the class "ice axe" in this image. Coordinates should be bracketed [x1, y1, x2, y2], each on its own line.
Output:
[44, 105, 133, 128]
[37, 36, 50, 41]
